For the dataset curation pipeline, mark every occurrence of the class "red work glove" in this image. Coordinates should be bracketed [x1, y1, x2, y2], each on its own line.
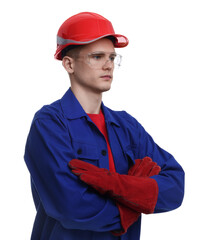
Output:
[68, 159, 159, 214]
[128, 156, 161, 177]
[112, 203, 140, 236]
[112, 157, 161, 236]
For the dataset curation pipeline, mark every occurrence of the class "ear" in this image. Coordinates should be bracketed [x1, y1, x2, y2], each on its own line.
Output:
[62, 56, 75, 74]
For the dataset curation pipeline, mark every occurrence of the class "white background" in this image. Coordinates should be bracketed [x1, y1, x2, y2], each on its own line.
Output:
[0, 0, 198, 239]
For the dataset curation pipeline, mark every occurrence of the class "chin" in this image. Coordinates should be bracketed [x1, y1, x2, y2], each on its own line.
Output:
[103, 87, 111, 92]
[103, 82, 112, 91]
[92, 83, 112, 94]
[100, 84, 111, 93]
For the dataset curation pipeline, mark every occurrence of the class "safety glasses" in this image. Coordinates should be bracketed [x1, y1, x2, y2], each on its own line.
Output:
[75, 51, 122, 69]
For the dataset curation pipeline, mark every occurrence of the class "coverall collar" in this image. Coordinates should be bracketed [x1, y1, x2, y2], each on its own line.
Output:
[60, 88, 120, 127]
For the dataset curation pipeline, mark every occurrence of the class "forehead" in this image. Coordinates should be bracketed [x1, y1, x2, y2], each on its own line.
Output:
[79, 38, 115, 54]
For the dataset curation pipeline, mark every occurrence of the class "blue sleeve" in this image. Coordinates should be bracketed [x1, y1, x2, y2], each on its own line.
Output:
[123, 112, 185, 213]
[24, 113, 122, 232]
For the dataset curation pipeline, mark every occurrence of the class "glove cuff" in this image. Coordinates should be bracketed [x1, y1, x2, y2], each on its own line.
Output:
[114, 176, 159, 214]
[111, 203, 140, 236]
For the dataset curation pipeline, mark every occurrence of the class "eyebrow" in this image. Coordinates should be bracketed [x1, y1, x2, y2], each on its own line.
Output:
[89, 51, 117, 55]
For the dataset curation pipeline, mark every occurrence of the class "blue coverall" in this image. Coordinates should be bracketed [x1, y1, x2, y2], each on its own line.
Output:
[24, 87, 184, 240]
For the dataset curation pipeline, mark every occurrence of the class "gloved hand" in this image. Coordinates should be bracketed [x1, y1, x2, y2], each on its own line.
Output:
[128, 156, 161, 177]
[68, 159, 159, 214]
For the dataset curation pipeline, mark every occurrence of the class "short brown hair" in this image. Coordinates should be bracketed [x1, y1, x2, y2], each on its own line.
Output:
[61, 45, 83, 59]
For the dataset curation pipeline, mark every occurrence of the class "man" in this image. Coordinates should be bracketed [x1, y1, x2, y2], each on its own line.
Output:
[24, 12, 184, 240]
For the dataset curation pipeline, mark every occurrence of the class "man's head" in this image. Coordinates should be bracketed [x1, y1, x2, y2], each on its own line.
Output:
[55, 12, 128, 94]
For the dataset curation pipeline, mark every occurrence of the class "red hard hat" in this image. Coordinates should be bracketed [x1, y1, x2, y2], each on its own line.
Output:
[54, 12, 129, 60]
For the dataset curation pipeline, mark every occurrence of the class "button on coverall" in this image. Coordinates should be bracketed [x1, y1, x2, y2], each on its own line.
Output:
[24, 88, 184, 240]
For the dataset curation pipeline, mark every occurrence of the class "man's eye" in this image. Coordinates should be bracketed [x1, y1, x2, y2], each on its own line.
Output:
[110, 56, 116, 61]
[92, 55, 103, 60]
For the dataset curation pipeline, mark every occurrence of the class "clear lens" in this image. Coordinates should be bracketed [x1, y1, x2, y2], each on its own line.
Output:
[87, 52, 122, 69]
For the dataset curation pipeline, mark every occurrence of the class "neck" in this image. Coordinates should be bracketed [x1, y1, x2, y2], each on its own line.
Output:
[70, 86, 102, 114]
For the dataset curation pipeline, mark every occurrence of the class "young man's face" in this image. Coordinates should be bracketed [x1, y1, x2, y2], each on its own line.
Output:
[71, 38, 116, 94]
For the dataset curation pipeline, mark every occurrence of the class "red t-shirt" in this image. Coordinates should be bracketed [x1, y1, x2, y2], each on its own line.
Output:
[87, 109, 116, 172]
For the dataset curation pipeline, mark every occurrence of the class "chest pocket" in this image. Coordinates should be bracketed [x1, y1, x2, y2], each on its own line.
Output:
[72, 140, 99, 165]
[124, 144, 137, 166]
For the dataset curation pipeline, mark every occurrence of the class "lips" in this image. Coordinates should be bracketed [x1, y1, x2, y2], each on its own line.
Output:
[100, 75, 112, 79]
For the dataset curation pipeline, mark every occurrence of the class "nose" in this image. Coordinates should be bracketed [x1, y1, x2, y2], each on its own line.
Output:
[102, 59, 114, 70]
